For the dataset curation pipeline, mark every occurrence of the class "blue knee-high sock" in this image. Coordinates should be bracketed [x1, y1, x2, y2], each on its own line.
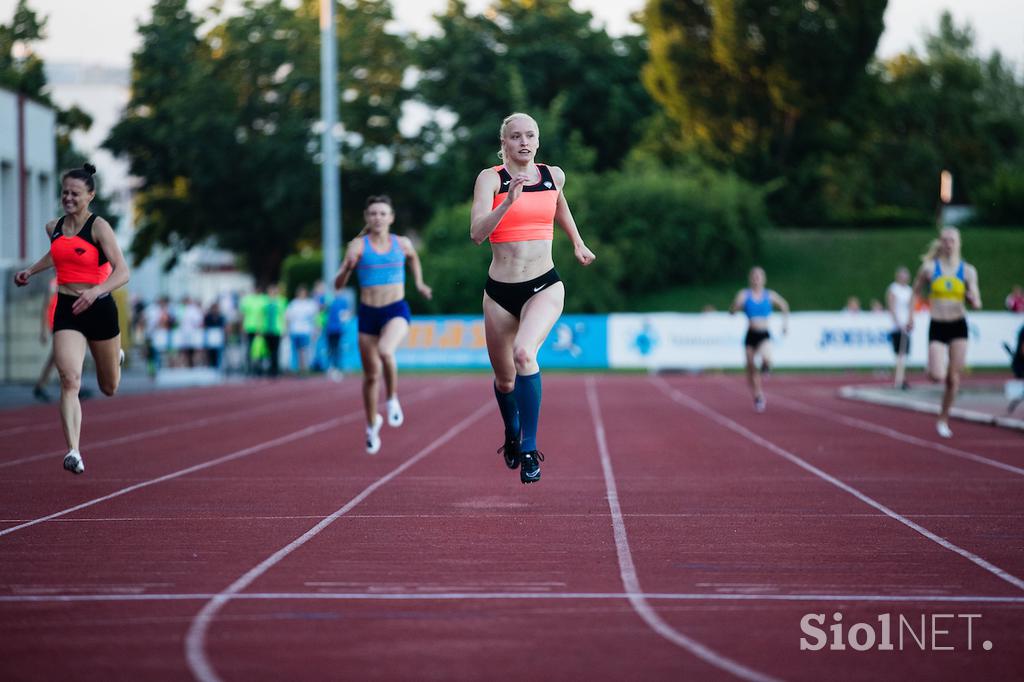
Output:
[493, 382, 520, 440]
[514, 371, 542, 452]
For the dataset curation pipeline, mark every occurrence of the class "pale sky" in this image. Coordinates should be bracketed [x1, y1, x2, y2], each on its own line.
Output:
[1, 0, 1022, 69]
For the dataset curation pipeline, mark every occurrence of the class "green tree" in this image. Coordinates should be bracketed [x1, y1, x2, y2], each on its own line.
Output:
[0, 0, 46, 95]
[105, 0, 414, 284]
[829, 12, 1024, 221]
[642, 0, 886, 222]
[414, 0, 654, 209]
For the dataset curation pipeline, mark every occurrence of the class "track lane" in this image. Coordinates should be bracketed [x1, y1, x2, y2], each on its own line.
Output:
[685, 377, 1024, 580]
[194, 377, 737, 681]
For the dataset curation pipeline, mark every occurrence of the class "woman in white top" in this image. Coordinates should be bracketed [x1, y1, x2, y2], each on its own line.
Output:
[886, 266, 913, 389]
[285, 286, 320, 373]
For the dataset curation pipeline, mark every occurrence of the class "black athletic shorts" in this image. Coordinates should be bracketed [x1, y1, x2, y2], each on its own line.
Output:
[928, 318, 968, 345]
[485, 268, 561, 319]
[889, 329, 911, 355]
[52, 292, 120, 341]
[744, 328, 771, 349]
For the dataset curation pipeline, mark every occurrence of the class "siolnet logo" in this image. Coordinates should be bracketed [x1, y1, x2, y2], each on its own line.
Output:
[74, 247, 87, 256]
[800, 611, 992, 652]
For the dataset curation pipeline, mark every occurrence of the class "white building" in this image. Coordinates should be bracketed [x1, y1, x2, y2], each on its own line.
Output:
[0, 87, 56, 268]
[0, 86, 57, 382]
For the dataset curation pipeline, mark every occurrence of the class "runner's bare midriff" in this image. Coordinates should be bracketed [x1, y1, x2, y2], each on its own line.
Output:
[360, 282, 405, 307]
[488, 240, 554, 283]
[928, 298, 967, 322]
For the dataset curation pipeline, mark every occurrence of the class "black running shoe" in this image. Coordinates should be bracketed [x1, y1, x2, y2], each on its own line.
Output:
[520, 450, 544, 484]
[497, 432, 521, 470]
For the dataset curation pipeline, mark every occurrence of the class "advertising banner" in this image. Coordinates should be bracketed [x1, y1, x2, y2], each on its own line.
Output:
[395, 314, 608, 369]
[608, 312, 1022, 370]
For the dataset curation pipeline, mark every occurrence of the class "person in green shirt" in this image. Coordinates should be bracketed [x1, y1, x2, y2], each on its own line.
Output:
[239, 286, 268, 375]
[263, 283, 287, 377]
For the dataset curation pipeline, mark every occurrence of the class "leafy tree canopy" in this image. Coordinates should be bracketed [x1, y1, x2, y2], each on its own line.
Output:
[414, 0, 655, 208]
[105, 0, 414, 284]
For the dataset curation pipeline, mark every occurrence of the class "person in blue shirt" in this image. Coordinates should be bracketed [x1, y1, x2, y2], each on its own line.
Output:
[333, 195, 432, 454]
[323, 288, 351, 381]
[729, 266, 790, 412]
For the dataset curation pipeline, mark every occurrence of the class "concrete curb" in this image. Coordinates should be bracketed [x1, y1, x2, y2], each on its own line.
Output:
[838, 385, 1024, 432]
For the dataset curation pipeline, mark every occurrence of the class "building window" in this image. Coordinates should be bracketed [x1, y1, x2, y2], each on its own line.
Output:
[0, 161, 15, 261]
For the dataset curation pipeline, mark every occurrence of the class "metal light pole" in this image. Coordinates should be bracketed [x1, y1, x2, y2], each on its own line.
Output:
[320, 0, 341, 288]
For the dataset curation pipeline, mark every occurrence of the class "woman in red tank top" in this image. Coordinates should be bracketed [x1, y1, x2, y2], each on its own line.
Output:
[14, 164, 131, 475]
[470, 113, 596, 484]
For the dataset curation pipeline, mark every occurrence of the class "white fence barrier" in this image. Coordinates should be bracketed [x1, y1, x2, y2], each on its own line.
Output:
[608, 312, 1022, 370]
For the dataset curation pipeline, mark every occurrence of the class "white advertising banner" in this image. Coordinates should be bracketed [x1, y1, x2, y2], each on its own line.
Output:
[608, 312, 1022, 369]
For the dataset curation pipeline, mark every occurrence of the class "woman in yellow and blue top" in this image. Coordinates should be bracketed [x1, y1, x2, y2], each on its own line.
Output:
[910, 226, 982, 438]
[729, 266, 789, 413]
[334, 195, 432, 454]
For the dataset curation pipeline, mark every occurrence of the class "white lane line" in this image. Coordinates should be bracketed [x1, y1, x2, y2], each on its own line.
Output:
[3, 592, 1023, 604]
[771, 391, 1024, 477]
[585, 377, 778, 682]
[0, 383, 451, 539]
[0, 381, 355, 469]
[184, 402, 492, 682]
[653, 377, 1024, 593]
[0, 420, 339, 538]
[5, 511, 1020, 524]
[0, 381, 310, 439]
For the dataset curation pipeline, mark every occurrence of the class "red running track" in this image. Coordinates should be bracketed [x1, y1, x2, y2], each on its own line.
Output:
[0, 373, 1021, 681]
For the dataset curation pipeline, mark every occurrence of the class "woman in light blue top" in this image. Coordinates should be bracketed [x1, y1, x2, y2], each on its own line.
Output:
[334, 195, 432, 454]
[729, 266, 789, 412]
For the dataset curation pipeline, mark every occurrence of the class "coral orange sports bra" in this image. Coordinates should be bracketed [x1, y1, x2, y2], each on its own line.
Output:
[50, 214, 112, 285]
[489, 164, 558, 243]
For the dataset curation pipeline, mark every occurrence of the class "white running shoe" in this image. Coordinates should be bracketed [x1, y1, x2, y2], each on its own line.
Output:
[754, 395, 766, 413]
[63, 449, 85, 474]
[936, 420, 953, 439]
[386, 397, 404, 427]
[119, 349, 125, 367]
[365, 414, 383, 454]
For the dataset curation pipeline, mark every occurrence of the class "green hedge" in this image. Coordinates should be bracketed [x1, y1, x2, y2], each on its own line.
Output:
[628, 227, 1024, 312]
[280, 251, 322, 298]
[975, 165, 1024, 225]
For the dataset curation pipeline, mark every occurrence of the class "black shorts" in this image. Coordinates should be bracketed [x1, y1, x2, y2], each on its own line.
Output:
[52, 292, 120, 341]
[928, 318, 968, 345]
[485, 268, 561, 319]
[744, 328, 771, 349]
[889, 329, 911, 355]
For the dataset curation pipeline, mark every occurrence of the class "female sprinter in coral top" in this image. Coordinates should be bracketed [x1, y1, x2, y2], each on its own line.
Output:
[470, 113, 596, 485]
[14, 164, 130, 474]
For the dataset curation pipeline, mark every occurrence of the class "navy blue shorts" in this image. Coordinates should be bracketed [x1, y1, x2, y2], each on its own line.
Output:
[358, 300, 411, 336]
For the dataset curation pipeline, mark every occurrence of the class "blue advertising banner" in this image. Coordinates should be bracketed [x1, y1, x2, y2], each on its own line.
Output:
[387, 315, 608, 369]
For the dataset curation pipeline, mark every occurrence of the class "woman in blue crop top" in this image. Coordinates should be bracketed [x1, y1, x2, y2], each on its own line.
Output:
[333, 195, 432, 454]
[729, 266, 790, 412]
